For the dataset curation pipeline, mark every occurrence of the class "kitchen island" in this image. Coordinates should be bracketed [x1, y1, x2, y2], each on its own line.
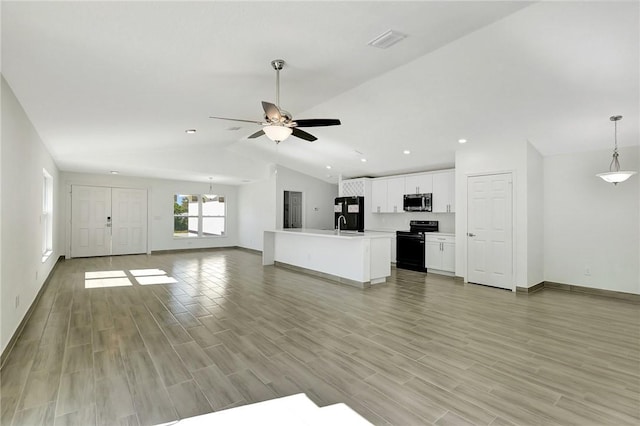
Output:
[263, 229, 392, 288]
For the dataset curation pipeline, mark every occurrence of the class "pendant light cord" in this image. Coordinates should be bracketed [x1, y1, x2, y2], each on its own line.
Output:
[610, 118, 620, 172]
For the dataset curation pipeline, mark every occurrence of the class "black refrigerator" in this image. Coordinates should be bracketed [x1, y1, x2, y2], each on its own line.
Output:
[334, 196, 365, 232]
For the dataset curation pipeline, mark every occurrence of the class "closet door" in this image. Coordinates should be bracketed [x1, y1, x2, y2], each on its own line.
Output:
[71, 185, 112, 258]
[111, 188, 148, 255]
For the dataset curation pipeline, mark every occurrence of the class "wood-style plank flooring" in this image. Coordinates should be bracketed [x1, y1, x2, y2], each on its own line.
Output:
[2, 249, 639, 425]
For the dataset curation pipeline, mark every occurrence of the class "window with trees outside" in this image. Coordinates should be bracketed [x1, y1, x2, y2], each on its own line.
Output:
[174, 194, 226, 238]
[42, 169, 53, 262]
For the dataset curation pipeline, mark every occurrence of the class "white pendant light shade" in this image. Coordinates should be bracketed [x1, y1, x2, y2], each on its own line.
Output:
[597, 115, 637, 185]
[596, 170, 637, 184]
[263, 125, 292, 143]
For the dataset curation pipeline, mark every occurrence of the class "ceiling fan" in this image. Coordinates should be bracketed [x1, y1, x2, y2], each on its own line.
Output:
[209, 59, 341, 143]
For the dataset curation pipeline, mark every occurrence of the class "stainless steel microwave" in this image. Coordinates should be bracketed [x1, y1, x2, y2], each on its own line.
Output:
[403, 193, 432, 212]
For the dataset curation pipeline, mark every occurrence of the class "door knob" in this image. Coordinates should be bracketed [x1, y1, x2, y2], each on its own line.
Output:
[467, 233, 475, 237]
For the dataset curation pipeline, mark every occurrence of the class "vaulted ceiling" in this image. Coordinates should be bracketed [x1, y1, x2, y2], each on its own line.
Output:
[2, 1, 638, 184]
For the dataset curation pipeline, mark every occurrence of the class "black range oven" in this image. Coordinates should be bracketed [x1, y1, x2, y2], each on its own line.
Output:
[396, 220, 439, 272]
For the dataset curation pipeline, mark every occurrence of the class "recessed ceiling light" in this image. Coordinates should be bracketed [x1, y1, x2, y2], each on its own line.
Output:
[458, 138, 467, 144]
[326, 165, 332, 170]
[110, 171, 119, 175]
[361, 158, 367, 163]
[403, 150, 411, 155]
[185, 129, 197, 134]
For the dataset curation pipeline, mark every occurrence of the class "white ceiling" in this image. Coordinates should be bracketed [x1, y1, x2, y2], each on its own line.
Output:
[2, 1, 638, 185]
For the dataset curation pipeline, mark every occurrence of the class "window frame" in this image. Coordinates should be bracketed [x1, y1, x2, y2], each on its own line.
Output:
[42, 169, 53, 262]
[173, 193, 226, 239]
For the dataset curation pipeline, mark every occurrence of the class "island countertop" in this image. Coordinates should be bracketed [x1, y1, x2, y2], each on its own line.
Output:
[263, 229, 392, 287]
[269, 228, 393, 239]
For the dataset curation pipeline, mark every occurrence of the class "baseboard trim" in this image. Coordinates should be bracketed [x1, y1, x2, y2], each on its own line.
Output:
[544, 281, 640, 303]
[516, 281, 545, 294]
[1, 256, 65, 369]
[234, 246, 262, 255]
[151, 246, 234, 255]
[514, 281, 639, 302]
[273, 261, 371, 289]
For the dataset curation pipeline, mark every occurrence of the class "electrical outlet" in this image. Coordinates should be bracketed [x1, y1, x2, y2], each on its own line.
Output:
[584, 267, 591, 276]
[15, 295, 19, 308]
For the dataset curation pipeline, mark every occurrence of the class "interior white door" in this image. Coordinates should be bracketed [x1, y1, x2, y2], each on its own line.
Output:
[112, 188, 148, 255]
[467, 173, 513, 290]
[71, 185, 112, 258]
[290, 191, 303, 229]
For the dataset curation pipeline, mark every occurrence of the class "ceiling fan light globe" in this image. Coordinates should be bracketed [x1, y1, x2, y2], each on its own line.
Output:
[263, 125, 292, 142]
[596, 171, 637, 184]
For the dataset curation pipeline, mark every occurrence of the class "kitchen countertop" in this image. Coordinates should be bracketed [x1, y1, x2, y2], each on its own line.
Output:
[387, 230, 456, 237]
[271, 229, 393, 240]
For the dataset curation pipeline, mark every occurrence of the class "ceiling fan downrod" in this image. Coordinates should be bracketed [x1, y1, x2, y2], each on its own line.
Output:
[271, 59, 285, 109]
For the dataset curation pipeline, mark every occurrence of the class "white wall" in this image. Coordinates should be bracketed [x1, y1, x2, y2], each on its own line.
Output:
[61, 172, 238, 253]
[455, 139, 528, 287]
[366, 212, 455, 233]
[1, 76, 61, 354]
[544, 146, 639, 294]
[237, 167, 277, 251]
[527, 141, 544, 286]
[275, 165, 337, 230]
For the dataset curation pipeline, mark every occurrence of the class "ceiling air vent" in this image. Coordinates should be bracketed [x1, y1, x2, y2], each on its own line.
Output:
[227, 126, 242, 131]
[367, 30, 407, 49]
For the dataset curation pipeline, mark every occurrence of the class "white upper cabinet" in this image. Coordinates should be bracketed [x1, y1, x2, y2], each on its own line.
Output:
[371, 179, 388, 213]
[386, 177, 405, 213]
[432, 170, 455, 213]
[371, 177, 404, 213]
[371, 169, 454, 214]
[404, 174, 433, 195]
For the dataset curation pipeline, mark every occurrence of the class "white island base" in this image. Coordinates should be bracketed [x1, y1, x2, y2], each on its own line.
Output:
[263, 229, 392, 288]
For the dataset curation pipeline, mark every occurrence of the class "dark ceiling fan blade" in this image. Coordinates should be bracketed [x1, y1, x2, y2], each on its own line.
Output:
[209, 116, 263, 124]
[261, 101, 282, 122]
[292, 128, 317, 142]
[247, 129, 265, 139]
[293, 119, 341, 127]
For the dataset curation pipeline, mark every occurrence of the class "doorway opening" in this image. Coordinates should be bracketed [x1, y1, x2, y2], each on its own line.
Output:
[283, 191, 303, 229]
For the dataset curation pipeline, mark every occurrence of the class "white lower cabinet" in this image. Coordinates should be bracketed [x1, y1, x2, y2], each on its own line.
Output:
[425, 234, 455, 275]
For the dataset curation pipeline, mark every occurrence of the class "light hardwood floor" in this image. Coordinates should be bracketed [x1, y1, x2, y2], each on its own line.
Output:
[1, 249, 639, 425]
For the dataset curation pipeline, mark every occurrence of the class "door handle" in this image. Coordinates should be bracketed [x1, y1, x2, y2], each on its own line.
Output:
[467, 233, 475, 237]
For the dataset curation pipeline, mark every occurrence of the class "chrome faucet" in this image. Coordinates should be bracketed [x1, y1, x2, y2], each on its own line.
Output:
[337, 215, 347, 232]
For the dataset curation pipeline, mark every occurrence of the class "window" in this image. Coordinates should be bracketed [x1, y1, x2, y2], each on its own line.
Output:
[174, 193, 225, 238]
[42, 169, 53, 261]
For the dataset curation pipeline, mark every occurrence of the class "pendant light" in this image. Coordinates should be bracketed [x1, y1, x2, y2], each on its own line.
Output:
[596, 115, 637, 185]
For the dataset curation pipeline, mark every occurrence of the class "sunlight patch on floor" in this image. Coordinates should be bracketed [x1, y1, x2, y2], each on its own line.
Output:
[84, 277, 133, 288]
[85, 270, 127, 279]
[135, 275, 178, 285]
[130, 268, 168, 276]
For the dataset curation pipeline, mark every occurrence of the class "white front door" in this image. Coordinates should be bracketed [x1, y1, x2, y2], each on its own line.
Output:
[112, 188, 148, 255]
[467, 173, 513, 290]
[71, 185, 112, 258]
[71, 185, 148, 258]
